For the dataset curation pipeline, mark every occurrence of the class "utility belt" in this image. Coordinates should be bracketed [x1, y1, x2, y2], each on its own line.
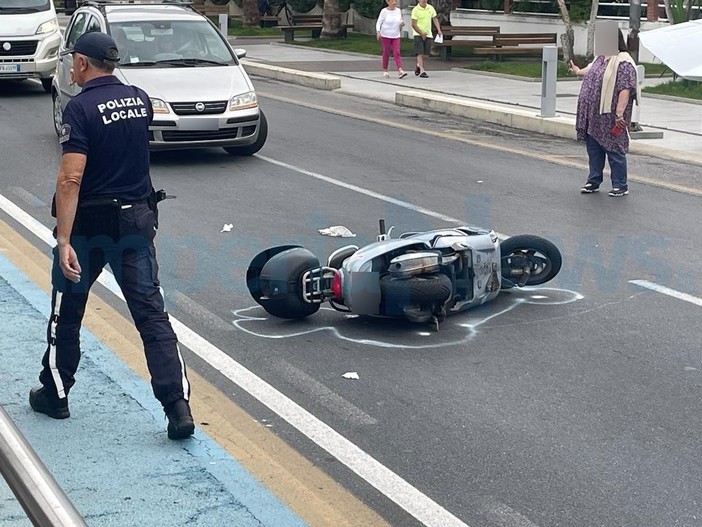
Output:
[51, 188, 174, 241]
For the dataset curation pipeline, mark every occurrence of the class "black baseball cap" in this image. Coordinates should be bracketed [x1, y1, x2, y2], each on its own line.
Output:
[61, 31, 120, 62]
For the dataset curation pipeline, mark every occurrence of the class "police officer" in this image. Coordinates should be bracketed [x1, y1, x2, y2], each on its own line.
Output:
[29, 32, 194, 440]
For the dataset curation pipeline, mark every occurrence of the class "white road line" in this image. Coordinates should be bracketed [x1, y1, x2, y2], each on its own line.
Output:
[629, 280, 702, 307]
[0, 192, 469, 527]
[273, 360, 378, 426]
[169, 289, 235, 332]
[258, 154, 462, 224]
[257, 154, 509, 239]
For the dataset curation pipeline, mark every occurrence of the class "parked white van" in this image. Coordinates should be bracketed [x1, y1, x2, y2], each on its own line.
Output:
[0, 0, 61, 92]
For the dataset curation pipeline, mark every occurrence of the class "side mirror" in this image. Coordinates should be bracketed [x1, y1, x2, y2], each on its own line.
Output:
[233, 47, 247, 59]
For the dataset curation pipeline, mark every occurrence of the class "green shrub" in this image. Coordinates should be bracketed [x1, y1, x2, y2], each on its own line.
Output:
[480, 0, 502, 10]
[317, 0, 353, 11]
[289, 0, 318, 11]
[354, 0, 385, 18]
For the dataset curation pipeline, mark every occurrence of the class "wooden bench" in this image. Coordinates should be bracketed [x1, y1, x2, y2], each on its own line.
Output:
[435, 25, 501, 60]
[473, 32, 559, 59]
[278, 14, 352, 42]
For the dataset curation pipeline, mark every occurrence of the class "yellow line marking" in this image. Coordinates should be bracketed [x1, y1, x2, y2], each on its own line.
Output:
[258, 91, 702, 197]
[0, 218, 390, 527]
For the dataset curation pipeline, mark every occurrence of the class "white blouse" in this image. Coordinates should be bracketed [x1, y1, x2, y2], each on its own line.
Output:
[376, 8, 403, 39]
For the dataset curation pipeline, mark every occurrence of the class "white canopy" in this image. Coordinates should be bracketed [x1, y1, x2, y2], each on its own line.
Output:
[639, 19, 702, 81]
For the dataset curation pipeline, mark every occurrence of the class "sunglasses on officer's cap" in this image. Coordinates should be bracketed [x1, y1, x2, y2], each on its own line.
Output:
[61, 31, 120, 62]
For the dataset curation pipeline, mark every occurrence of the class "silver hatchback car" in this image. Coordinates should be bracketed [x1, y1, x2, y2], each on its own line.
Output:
[52, 0, 267, 155]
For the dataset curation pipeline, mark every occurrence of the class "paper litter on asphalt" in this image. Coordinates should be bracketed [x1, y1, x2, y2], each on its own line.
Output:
[318, 225, 356, 237]
[221, 223, 234, 232]
[342, 371, 360, 380]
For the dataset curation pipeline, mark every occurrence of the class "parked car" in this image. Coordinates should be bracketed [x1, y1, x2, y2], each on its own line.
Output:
[0, 0, 62, 93]
[52, 0, 267, 155]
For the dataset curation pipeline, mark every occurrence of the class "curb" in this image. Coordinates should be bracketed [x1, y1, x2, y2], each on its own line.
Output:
[246, 63, 702, 167]
[395, 90, 577, 140]
[241, 59, 341, 90]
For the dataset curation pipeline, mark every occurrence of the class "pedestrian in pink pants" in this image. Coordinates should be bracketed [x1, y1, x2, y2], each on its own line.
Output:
[376, 0, 407, 79]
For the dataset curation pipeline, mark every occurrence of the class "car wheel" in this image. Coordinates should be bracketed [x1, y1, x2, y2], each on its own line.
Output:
[223, 110, 267, 156]
[52, 91, 63, 136]
[41, 78, 52, 94]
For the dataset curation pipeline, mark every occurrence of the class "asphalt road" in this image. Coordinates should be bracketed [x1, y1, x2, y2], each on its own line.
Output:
[1, 77, 701, 527]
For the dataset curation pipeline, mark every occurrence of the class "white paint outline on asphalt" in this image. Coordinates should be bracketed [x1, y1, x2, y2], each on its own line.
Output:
[630, 279, 702, 307]
[0, 192, 470, 527]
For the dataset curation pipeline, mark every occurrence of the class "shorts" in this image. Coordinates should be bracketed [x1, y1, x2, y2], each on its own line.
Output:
[413, 36, 432, 55]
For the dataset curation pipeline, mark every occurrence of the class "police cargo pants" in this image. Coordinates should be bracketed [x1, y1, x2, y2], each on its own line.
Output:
[40, 202, 190, 407]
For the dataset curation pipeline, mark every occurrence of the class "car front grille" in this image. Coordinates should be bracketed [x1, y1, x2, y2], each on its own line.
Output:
[170, 101, 228, 115]
[0, 41, 38, 57]
[161, 128, 239, 142]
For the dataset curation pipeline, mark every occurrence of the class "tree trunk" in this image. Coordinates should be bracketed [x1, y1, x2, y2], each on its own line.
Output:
[322, 0, 344, 38]
[585, 0, 599, 61]
[243, 0, 261, 26]
[662, 0, 675, 22]
[434, 0, 453, 25]
[555, 0, 575, 62]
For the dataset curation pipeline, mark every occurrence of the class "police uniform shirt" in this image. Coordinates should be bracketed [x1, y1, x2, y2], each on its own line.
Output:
[58, 75, 154, 202]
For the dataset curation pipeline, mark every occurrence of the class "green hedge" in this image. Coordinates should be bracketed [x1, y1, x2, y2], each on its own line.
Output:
[353, 0, 385, 18]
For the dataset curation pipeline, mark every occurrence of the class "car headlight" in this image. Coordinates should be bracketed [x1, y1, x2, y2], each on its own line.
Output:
[150, 98, 171, 115]
[36, 18, 59, 35]
[229, 91, 258, 111]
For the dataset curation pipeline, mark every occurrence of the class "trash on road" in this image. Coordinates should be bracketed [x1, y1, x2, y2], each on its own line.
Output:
[318, 225, 356, 238]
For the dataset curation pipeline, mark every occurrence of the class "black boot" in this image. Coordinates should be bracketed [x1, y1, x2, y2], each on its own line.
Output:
[165, 399, 194, 440]
[29, 386, 70, 419]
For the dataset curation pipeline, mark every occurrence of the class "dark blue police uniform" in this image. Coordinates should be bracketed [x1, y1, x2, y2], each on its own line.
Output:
[39, 74, 191, 411]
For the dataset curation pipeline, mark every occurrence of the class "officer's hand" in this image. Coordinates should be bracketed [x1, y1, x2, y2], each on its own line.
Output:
[58, 243, 81, 283]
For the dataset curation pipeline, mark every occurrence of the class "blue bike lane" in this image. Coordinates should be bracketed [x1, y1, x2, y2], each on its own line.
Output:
[0, 252, 307, 527]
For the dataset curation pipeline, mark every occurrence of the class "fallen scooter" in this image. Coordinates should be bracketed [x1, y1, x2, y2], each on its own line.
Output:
[246, 220, 562, 329]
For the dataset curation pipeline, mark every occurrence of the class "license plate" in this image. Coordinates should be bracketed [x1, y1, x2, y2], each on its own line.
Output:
[179, 117, 218, 131]
[0, 64, 20, 73]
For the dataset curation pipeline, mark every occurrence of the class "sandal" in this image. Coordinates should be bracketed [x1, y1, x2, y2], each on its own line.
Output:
[383, 71, 389, 78]
[398, 70, 407, 79]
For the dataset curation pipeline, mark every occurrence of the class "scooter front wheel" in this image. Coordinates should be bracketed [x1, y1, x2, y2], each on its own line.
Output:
[500, 235, 562, 287]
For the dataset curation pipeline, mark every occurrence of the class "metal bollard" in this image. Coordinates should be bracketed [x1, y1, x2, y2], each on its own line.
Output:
[540, 46, 558, 118]
[219, 13, 228, 37]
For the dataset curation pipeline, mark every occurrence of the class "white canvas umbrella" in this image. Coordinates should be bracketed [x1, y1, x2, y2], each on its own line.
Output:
[639, 19, 702, 81]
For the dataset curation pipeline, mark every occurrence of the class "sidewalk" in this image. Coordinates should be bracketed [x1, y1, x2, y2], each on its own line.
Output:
[235, 40, 702, 166]
[0, 253, 306, 527]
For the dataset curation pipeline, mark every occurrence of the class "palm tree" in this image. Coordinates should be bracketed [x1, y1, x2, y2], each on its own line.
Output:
[433, 0, 453, 26]
[322, 0, 345, 38]
[243, 0, 262, 27]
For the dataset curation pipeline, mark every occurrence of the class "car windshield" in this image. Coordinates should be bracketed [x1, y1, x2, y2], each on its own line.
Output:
[108, 19, 235, 67]
[0, 0, 50, 12]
